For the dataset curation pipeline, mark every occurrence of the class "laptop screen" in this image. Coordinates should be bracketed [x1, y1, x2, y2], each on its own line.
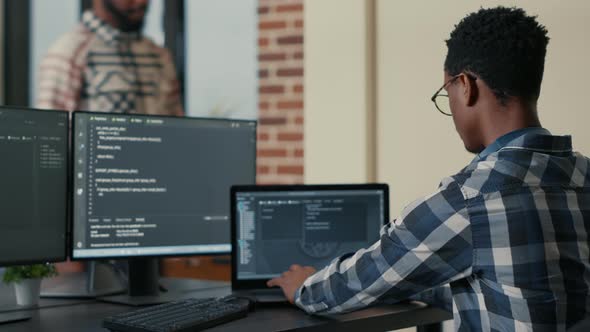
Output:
[232, 185, 388, 282]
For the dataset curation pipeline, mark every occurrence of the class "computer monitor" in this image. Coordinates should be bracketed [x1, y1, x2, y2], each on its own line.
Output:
[0, 107, 68, 322]
[231, 184, 388, 291]
[71, 111, 256, 304]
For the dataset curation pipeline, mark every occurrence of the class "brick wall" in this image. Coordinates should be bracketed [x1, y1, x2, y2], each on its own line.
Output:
[256, 0, 304, 184]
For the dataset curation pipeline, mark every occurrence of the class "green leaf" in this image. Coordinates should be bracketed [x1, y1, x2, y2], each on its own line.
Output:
[2, 264, 58, 284]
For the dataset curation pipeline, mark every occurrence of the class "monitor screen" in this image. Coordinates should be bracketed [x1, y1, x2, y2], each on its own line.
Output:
[72, 112, 256, 259]
[233, 185, 388, 281]
[0, 107, 68, 266]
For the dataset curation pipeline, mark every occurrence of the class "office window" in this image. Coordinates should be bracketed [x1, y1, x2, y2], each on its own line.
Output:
[143, 0, 165, 46]
[30, 0, 79, 107]
[185, 0, 258, 119]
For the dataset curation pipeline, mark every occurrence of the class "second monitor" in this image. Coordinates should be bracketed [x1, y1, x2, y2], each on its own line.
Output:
[72, 112, 257, 260]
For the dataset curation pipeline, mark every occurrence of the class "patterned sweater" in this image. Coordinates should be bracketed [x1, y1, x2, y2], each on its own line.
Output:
[36, 10, 182, 116]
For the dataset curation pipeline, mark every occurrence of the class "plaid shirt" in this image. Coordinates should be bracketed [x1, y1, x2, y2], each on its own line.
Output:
[36, 10, 182, 116]
[295, 129, 590, 331]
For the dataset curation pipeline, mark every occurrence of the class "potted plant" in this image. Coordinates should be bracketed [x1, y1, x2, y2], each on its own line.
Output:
[2, 264, 57, 306]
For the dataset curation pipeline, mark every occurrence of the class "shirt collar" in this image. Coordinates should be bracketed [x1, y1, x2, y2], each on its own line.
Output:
[82, 10, 140, 45]
[472, 126, 575, 164]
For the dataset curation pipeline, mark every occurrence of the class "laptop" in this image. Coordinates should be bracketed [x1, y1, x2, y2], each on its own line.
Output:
[230, 184, 389, 303]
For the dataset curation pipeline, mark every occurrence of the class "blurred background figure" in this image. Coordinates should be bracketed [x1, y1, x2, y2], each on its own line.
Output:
[36, 0, 183, 116]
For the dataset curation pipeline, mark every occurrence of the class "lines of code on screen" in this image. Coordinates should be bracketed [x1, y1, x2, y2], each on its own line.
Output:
[0, 109, 67, 264]
[73, 113, 256, 258]
[236, 190, 384, 279]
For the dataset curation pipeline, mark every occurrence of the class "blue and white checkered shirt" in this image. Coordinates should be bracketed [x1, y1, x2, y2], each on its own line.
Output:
[294, 128, 590, 331]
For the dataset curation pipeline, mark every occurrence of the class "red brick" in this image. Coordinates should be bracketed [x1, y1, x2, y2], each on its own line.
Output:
[258, 69, 269, 78]
[259, 101, 270, 110]
[278, 165, 304, 175]
[277, 68, 303, 77]
[277, 100, 303, 110]
[259, 117, 287, 125]
[259, 21, 287, 30]
[258, 38, 269, 47]
[294, 149, 304, 157]
[259, 53, 287, 61]
[259, 85, 285, 94]
[278, 132, 303, 141]
[277, 35, 303, 45]
[256, 179, 281, 185]
[258, 149, 288, 157]
[257, 1, 305, 183]
[277, 4, 303, 12]
[257, 166, 270, 174]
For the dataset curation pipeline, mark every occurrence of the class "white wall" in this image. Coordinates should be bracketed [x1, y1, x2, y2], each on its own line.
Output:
[186, 0, 258, 119]
[304, 0, 375, 184]
[376, 0, 590, 214]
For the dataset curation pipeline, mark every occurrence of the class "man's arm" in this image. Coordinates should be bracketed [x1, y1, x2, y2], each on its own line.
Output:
[36, 54, 83, 111]
[269, 180, 473, 315]
[158, 48, 183, 116]
[36, 30, 92, 111]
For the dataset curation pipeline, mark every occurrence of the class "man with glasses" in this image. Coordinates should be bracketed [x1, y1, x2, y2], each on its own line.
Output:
[269, 6, 590, 331]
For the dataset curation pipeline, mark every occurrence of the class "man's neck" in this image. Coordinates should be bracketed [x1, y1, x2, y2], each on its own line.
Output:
[92, 2, 122, 31]
[481, 100, 541, 147]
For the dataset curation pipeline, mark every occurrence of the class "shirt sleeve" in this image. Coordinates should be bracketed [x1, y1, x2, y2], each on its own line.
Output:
[294, 179, 473, 315]
[158, 48, 183, 116]
[36, 51, 83, 111]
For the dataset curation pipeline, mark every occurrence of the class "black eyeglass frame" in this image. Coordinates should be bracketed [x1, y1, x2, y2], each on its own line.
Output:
[430, 73, 476, 116]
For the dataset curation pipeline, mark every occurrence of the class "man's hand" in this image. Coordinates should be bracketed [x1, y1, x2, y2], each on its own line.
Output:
[267, 264, 317, 304]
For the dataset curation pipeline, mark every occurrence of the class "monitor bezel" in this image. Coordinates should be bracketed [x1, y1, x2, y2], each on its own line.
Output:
[230, 183, 390, 290]
[0, 106, 70, 267]
[70, 110, 257, 261]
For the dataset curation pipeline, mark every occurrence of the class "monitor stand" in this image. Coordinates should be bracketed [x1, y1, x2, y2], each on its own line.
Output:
[0, 311, 32, 324]
[40, 261, 125, 298]
[98, 258, 181, 306]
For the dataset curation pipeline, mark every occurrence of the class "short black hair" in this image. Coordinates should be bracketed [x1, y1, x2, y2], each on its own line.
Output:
[444, 7, 549, 104]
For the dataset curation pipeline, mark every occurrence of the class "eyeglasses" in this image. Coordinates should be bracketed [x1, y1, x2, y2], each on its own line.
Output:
[431, 73, 477, 116]
[431, 75, 460, 116]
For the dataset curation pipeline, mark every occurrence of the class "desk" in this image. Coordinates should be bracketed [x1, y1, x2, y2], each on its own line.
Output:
[0, 279, 451, 332]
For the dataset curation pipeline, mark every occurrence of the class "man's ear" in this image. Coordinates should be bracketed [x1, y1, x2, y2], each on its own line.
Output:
[459, 74, 478, 107]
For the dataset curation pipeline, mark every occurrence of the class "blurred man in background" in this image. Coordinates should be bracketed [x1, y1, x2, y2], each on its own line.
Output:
[37, 0, 183, 116]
